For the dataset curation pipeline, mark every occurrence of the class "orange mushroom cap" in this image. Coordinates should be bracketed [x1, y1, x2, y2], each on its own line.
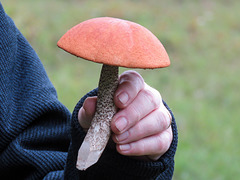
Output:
[57, 17, 170, 69]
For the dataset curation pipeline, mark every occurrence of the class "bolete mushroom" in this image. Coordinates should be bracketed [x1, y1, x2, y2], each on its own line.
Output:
[57, 17, 170, 170]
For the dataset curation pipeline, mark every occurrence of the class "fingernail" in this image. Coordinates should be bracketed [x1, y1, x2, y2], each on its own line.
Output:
[118, 92, 129, 105]
[119, 144, 131, 151]
[115, 117, 128, 132]
[116, 131, 129, 142]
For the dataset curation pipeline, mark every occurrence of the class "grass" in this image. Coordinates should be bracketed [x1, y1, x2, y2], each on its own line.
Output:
[2, 0, 240, 179]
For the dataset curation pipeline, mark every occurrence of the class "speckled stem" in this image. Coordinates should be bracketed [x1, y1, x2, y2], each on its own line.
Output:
[76, 64, 119, 170]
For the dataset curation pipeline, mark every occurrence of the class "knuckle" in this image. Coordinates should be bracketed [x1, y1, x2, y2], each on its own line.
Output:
[127, 104, 141, 122]
[166, 128, 173, 142]
[161, 108, 172, 129]
[162, 111, 171, 130]
[155, 109, 167, 131]
[133, 122, 145, 137]
[137, 142, 146, 155]
[156, 131, 172, 153]
[128, 140, 146, 156]
[141, 88, 160, 109]
[157, 102, 171, 129]
[155, 136, 165, 153]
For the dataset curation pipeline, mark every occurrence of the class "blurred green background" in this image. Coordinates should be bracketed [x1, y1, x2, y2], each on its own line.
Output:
[2, 0, 239, 179]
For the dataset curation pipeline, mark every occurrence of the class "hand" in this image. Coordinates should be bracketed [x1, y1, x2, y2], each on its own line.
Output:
[78, 70, 173, 161]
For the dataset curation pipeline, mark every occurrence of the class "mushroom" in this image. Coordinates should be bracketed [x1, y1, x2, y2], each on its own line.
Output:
[57, 17, 170, 170]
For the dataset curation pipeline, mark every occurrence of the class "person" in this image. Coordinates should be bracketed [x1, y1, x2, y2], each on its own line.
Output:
[0, 3, 178, 180]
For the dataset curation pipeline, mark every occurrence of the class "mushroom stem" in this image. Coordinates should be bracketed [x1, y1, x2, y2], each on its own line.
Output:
[76, 64, 119, 170]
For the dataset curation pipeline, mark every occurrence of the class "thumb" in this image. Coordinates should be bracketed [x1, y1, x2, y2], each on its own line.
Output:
[78, 97, 97, 132]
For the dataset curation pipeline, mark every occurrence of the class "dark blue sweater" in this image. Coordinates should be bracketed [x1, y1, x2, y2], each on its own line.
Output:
[0, 3, 178, 180]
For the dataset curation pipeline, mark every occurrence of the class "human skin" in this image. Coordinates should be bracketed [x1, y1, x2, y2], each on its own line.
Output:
[78, 70, 173, 161]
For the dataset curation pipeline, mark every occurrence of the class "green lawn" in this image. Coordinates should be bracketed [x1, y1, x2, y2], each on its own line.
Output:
[2, 0, 240, 179]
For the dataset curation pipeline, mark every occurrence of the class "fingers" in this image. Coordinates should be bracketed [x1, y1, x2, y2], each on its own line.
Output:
[114, 70, 145, 109]
[112, 102, 172, 159]
[112, 106, 170, 144]
[116, 128, 173, 160]
[111, 70, 173, 159]
[112, 82, 161, 134]
[78, 97, 97, 131]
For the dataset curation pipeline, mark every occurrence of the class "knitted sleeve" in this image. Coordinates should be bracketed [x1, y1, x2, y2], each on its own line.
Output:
[64, 88, 178, 180]
[0, 3, 70, 179]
